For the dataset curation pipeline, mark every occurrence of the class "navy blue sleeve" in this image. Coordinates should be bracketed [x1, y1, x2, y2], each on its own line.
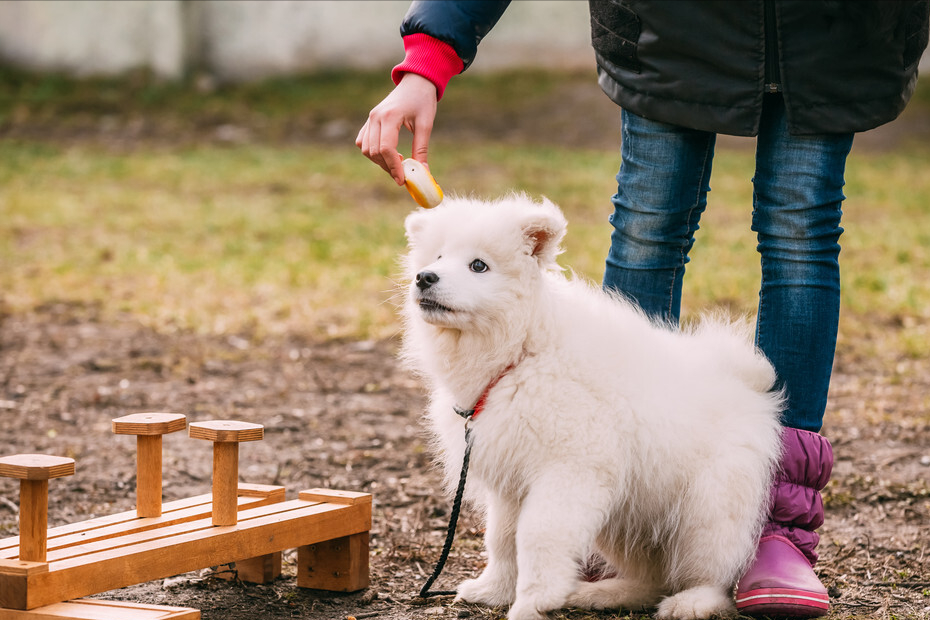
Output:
[400, 0, 512, 70]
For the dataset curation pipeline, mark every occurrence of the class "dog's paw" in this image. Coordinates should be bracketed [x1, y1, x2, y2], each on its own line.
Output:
[455, 576, 515, 607]
[656, 586, 735, 620]
[506, 599, 548, 620]
[566, 577, 662, 611]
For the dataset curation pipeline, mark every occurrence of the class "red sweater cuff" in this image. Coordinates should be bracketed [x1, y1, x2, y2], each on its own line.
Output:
[392, 33, 464, 100]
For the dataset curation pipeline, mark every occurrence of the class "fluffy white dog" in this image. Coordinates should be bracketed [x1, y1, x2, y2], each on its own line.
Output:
[401, 194, 784, 620]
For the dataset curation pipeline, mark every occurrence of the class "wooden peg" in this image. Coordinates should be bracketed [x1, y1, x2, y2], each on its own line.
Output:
[0, 454, 75, 562]
[188, 421, 263, 526]
[112, 413, 187, 518]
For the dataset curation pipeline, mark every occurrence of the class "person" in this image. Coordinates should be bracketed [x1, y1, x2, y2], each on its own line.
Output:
[357, 1, 929, 617]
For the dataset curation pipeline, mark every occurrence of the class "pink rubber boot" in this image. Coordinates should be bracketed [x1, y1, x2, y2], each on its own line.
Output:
[736, 427, 833, 618]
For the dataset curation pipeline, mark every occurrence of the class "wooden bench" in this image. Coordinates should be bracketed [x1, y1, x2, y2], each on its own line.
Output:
[0, 414, 371, 620]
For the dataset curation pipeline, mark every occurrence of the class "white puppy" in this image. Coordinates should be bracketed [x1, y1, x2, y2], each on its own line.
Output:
[401, 194, 783, 620]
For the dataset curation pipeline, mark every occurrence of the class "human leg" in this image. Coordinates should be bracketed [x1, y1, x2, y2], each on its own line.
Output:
[602, 109, 716, 324]
[739, 94, 853, 618]
[751, 95, 853, 433]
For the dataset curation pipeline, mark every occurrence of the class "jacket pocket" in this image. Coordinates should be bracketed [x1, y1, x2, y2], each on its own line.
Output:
[589, 0, 642, 73]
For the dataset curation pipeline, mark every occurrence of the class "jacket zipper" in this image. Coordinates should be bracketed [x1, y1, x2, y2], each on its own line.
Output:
[764, 0, 781, 93]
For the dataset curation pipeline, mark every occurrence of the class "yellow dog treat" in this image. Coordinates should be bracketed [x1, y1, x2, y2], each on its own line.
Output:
[403, 158, 444, 208]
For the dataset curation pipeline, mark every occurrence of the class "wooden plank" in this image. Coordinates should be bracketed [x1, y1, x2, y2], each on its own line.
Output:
[30, 501, 365, 608]
[236, 484, 285, 500]
[0, 598, 199, 619]
[1, 495, 212, 557]
[2, 498, 370, 609]
[298, 489, 372, 506]
[43, 500, 314, 564]
[36, 496, 283, 562]
[1, 486, 286, 559]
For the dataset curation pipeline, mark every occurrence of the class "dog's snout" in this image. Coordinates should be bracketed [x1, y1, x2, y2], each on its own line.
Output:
[416, 271, 439, 290]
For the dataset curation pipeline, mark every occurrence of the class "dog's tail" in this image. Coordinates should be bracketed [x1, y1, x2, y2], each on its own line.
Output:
[693, 313, 778, 394]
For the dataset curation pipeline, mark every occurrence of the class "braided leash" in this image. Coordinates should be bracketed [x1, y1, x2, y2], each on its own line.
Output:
[418, 363, 516, 598]
[418, 415, 474, 598]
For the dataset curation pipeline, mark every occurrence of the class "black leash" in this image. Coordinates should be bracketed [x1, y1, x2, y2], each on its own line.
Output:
[418, 362, 517, 598]
[419, 410, 475, 598]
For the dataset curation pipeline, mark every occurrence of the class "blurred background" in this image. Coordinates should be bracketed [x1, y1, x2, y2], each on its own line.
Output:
[0, 0, 594, 80]
[2, 0, 928, 342]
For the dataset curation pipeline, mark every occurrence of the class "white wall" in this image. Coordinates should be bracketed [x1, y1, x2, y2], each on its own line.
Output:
[0, 0, 186, 78]
[0, 0, 594, 82]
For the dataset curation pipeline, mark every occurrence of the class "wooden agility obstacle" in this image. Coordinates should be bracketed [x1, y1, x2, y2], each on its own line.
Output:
[0, 413, 372, 620]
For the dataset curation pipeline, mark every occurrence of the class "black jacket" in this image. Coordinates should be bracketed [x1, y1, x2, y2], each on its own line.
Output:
[400, 0, 929, 136]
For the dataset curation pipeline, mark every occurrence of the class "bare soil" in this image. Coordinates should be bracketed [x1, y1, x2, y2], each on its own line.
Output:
[2, 73, 929, 619]
[2, 298, 928, 620]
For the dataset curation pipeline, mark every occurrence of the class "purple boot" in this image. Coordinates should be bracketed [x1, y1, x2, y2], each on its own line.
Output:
[736, 427, 834, 618]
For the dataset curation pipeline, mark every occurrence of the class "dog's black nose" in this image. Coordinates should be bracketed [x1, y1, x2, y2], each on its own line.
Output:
[416, 271, 439, 290]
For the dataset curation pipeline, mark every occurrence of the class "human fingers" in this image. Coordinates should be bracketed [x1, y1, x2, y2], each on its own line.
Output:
[357, 108, 405, 183]
[357, 73, 438, 184]
[409, 115, 433, 168]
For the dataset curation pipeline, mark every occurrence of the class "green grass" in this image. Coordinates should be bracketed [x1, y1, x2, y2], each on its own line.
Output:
[2, 70, 929, 350]
[0, 143, 408, 338]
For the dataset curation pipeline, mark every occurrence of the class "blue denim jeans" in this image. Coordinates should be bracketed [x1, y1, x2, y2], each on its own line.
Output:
[603, 96, 854, 433]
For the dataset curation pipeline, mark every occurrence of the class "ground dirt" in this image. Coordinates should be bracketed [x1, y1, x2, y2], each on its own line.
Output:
[1, 74, 929, 620]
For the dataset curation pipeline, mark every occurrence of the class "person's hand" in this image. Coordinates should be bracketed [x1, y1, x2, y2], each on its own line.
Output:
[357, 73, 438, 185]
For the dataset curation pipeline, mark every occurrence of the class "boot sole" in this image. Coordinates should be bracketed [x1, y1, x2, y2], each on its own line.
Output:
[736, 587, 829, 618]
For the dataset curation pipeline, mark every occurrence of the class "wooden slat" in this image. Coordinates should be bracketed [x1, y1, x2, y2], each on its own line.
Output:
[28, 497, 282, 562]
[1, 486, 285, 559]
[1, 498, 370, 609]
[236, 483, 285, 500]
[298, 489, 372, 506]
[42, 500, 309, 564]
[1, 495, 212, 556]
[0, 598, 199, 619]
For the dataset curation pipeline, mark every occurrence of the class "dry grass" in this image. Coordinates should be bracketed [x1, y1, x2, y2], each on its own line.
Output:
[2, 138, 929, 358]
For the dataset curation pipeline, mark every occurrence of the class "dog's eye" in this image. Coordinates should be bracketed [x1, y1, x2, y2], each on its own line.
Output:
[470, 259, 489, 273]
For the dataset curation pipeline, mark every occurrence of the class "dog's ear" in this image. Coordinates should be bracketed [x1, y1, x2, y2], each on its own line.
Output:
[521, 198, 567, 265]
[404, 209, 430, 246]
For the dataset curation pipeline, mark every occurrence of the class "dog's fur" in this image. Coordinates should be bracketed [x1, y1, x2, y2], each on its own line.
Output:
[401, 194, 783, 620]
